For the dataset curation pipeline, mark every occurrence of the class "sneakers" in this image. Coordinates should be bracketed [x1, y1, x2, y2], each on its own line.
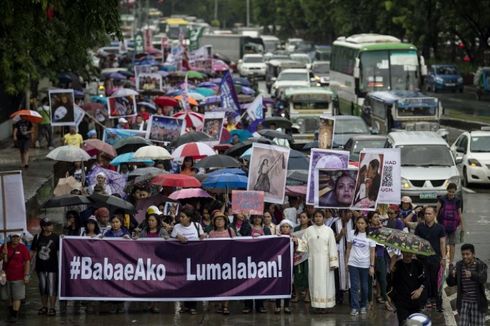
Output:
[350, 309, 359, 316]
[360, 307, 367, 314]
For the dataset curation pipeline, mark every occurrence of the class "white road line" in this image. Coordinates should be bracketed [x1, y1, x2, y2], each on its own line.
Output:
[462, 186, 476, 194]
[442, 289, 457, 325]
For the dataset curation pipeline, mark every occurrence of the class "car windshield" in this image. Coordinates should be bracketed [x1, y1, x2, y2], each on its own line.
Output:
[292, 56, 311, 65]
[436, 66, 458, 75]
[278, 72, 309, 82]
[335, 119, 369, 135]
[470, 136, 490, 152]
[243, 56, 263, 63]
[313, 63, 330, 74]
[399, 145, 454, 166]
[351, 139, 387, 161]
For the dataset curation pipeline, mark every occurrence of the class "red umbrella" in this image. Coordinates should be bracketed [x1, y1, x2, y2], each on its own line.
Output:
[213, 144, 232, 153]
[173, 111, 204, 130]
[171, 142, 215, 160]
[168, 188, 211, 200]
[220, 128, 231, 143]
[10, 110, 43, 123]
[83, 139, 117, 158]
[286, 185, 307, 196]
[151, 174, 201, 188]
[82, 102, 104, 112]
[154, 96, 179, 107]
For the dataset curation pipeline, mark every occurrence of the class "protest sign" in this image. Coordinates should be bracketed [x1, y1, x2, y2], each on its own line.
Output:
[363, 148, 401, 204]
[351, 152, 384, 211]
[146, 115, 184, 143]
[0, 171, 26, 238]
[59, 236, 292, 301]
[102, 128, 146, 146]
[136, 73, 163, 92]
[232, 190, 264, 215]
[108, 95, 137, 118]
[318, 115, 335, 149]
[247, 143, 290, 204]
[316, 168, 358, 209]
[202, 111, 225, 143]
[49, 89, 75, 126]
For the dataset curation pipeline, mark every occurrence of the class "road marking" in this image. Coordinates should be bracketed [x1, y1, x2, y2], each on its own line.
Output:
[442, 288, 457, 326]
[462, 186, 476, 194]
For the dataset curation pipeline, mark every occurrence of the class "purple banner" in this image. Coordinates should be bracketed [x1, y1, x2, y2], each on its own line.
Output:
[219, 71, 240, 115]
[59, 236, 292, 301]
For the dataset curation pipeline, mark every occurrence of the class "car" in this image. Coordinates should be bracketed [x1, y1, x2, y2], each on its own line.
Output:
[386, 131, 462, 205]
[237, 54, 266, 78]
[332, 115, 371, 148]
[311, 61, 330, 86]
[343, 135, 388, 165]
[425, 64, 464, 93]
[290, 53, 312, 70]
[450, 128, 490, 186]
[271, 68, 310, 98]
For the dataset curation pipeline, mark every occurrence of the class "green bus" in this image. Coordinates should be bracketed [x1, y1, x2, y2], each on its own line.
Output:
[329, 34, 427, 116]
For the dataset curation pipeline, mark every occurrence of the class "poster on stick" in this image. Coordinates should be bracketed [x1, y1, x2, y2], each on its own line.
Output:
[0, 171, 26, 238]
[232, 190, 265, 215]
[363, 148, 401, 204]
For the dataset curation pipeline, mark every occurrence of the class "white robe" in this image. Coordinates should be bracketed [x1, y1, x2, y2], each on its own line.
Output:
[334, 218, 353, 291]
[297, 224, 339, 308]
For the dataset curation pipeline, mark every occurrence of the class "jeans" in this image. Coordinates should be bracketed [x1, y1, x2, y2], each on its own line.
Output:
[38, 124, 52, 147]
[349, 265, 369, 310]
[368, 256, 388, 301]
[419, 255, 441, 305]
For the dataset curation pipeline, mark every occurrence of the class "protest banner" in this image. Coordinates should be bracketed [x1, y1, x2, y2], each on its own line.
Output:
[306, 149, 349, 206]
[0, 171, 26, 239]
[363, 148, 401, 204]
[202, 111, 225, 143]
[108, 95, 137, 118]
[146, 115, 184, 143]
[59, 236, 292, 301]
[49, 89, 75, 126]
[247, 143, 290, 204]
[232, 190, 264, 215]
[102, 128, 146, 146]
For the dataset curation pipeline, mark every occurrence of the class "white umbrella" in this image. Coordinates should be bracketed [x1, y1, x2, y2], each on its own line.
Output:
[112, 88, 139, 97]
[134, 145, 172, 160]
[46, 145, 91, 162]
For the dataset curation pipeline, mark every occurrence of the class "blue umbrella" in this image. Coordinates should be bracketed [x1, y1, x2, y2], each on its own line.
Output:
[74, 89, 85, 98]
[233, 77, 251, 87]
[106, 72, 126, 80]
[208, 168, 246, 176]
[193, 87, 216, 97]
[166, 89, 183, 96]
[202, 173, 248, 190]
[137, 101, 157, 111]
[110, 152, 154, 166]
[198, 82, 219, 88]
[90, 96, 107, 105]
[230, 129, 252, 142]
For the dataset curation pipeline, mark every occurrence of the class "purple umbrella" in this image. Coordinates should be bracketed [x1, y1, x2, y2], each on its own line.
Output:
[203, 95, 221, 105]
[198, 81, 219, 88]
[240, 86, 256, 96]
[87, 166, 127, 197]
[157, 70, 169, 77]
[107, 72, 126, 80]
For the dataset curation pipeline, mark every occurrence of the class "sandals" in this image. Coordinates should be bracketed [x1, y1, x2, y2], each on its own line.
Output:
[190, 309, 197, 315]
[303, 295, 311, 303]
[242, 308, 251, 314]
[290, 297, 299, 303]
[38, 307, 48, 315]
[274, 307, 281, 314]
[47, 308, 56, 316]
[222, 307, 230, 315]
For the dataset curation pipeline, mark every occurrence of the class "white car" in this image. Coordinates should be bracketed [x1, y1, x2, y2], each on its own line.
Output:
[237, 54, 266, 78]
[271, 69, 311, 98]
[451, 128, 490, 185]
[290, 53, 312, 70]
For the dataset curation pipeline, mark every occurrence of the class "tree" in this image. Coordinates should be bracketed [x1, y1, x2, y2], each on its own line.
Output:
[0, 0, 121, 96]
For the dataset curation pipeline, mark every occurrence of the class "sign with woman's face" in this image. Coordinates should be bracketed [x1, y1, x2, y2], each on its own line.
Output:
[49, 89, 75, 126]
[351, 152, 384, 211]
[316, 168, 358, 209]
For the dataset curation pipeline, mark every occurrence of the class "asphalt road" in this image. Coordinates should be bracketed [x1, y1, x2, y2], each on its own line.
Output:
[427, 87, 490, 117]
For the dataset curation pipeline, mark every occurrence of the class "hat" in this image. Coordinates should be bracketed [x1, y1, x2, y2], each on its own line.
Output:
[278, 219, 294, 229]
[87, 215, 98, 223]
[388, 204, 400, 213]
[96, 172, 107, 179]
[118, 117, 128, 124]
[401, 196, 413, 204]
[147, 205, 163, 216]
[9, 231, 22, 238]
[87, 129, 97, 138]
[40, 217, 53, 227]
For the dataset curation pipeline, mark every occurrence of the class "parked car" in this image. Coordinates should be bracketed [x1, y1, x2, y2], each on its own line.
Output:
[425, 64, 464, 93]
[450, 127, 490, 186]
[237, 54, 266, 78]
[386, 131, 462, 205]
[332, 115, 371, 148]
[344, 135, 388, 165]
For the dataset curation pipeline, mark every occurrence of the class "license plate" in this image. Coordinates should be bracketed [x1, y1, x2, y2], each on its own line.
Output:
[445, 83, 455, 87]
[420, 192, 438, 199]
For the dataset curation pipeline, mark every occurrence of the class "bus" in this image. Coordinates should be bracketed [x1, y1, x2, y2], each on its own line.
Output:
[329, 34, 427, 116]
[164, 18, 189, 39]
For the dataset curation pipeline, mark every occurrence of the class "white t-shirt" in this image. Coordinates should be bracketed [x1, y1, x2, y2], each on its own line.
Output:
[283, 207, 298, 226]
[171, 223, 203, 241]
[347, 230, 376, 268]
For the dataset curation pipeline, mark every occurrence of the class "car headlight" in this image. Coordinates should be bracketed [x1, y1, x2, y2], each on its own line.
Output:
[446, 176, 461, 187]
[435, 77, 444, 83]
[457, 77, 463, 83]
[468, 158, 482, 167]
[401, 177, 411, 189]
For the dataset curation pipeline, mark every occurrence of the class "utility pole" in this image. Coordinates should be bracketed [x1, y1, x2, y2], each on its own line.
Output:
[214, 0, 218, 21]
[246, 0, 250, 27]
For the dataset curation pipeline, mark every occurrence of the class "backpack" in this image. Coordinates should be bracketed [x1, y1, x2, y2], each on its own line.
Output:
[438, 196, 460, 233]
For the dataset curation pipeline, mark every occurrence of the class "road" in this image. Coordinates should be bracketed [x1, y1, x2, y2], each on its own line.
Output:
[427, 87, 490, 117]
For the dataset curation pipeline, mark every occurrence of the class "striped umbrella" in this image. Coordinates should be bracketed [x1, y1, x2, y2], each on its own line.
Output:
[173, 111, 204, 130]
[172, 142, 215, 160]
[168, 188, 211, 200]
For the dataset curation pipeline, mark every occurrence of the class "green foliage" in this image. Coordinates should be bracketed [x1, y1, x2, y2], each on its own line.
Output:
[0, 0, 121, 95]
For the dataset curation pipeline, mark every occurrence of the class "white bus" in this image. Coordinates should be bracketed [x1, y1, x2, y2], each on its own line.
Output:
[329, 34, 427, 116]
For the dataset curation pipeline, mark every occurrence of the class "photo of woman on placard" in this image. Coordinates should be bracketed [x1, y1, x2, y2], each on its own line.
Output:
[317, 169, 357, 208]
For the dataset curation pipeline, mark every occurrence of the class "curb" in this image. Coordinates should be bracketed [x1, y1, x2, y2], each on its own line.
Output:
[441, 118, 490, 131]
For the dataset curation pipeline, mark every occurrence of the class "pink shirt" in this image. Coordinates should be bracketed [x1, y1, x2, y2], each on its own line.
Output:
[208, 229, 235, 238]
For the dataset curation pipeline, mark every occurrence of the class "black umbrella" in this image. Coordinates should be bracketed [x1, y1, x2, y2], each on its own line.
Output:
[288, 156, 309, 170]
[258, 129, 293, 141]
[224, 141, 253, 157]
[89, 193, 135, 212]
[128, 167, 165, 178]
[43, 195, 91, 208]
[263, 117, 292, 129]
[113, 137, 152, 155]
[195, 154, 241, 169]
[171, 132, 213, 148]
[287, 170, 309, 185]
[248, 137, 273, 144]
[303, 140, 319, 150]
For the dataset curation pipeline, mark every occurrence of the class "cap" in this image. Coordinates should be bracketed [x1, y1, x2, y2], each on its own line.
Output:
[278, 219, 294, 228]
[87, 215, 98, 223]
[401, 196, 413, 204]
[118, 118, 128, 124]
[96, 172, 107, 179]
[87, 129, 97, 138]
[40, 217, 53, 227]
[9, 231, 22, 238]
[147, 205, 162, 216]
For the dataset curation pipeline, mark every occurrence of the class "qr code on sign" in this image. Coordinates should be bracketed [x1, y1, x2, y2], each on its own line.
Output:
[382, 166, 393, 187]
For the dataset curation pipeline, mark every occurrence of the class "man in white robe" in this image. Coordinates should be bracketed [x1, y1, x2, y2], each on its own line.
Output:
[296, 210, 339, 310]
[333, 210, 354, 303]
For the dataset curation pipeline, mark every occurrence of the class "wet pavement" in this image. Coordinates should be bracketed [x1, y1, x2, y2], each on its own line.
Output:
[428, 87, 490, 117]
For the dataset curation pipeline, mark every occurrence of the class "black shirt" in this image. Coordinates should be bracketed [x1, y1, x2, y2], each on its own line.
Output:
[14, 120, 32, 140]
[392, 259, 426, 307]
[32, 233, 59, 273]
[415, 222, 446, 257]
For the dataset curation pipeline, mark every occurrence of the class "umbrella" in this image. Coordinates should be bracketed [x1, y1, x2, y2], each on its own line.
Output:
[195, 154, 241, 169]
[89, 193, 135, 212]
[128, 167, 165, 178]
[110, 152, 154, 166]
[368, 227, 435, 256]
[248, 137, 273, 144]
[186, 71, 205, 79]
[137, 101, 157, 111]
[233, 77, 251, 87]
[113, 136, 152, 155]
[224, 141, 253, 157]
[82, 102, 104, 112]
[173, 111, 204, 130]
[286, 185, 307, 196]
[287, 170, 309, 185]
[202, 95, 221, 105]
[239, 86, 256, 96]
[10, 110, 43, 123]
[112, 88, 139, 97]
[174, 95, 198, 106]
[107, 72, 126, 80]
[134, 194, 173, 222]
[151, 174, 201, 188]
[154, 96, 179, 107]
[288, 150, 309, 170]
[87, 166, 127, 196]
[53, 176, 82, 197]
[230, 129, 253, 142]
[258, 129, 293, 141]
[202, 173, 248, 190]
[213, 143, 232, 153]
[209, 168, 246, 176]
[90, 96, 108, 105]
[47, 145, 91, 162]
[263, 117, 293, 129]
[168, 188, 211, 200]
[43, 195, 91, 208]
[187, 92, 206, 101]
[192, 87, 215, 97]
[134, 145, 172, 160]
[171, 132, 213, 147]
[303, 140, 319, 150]
[84, 139, 117, 158]
[172, 142, 215, 160]
[198, 82, 218, 88]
